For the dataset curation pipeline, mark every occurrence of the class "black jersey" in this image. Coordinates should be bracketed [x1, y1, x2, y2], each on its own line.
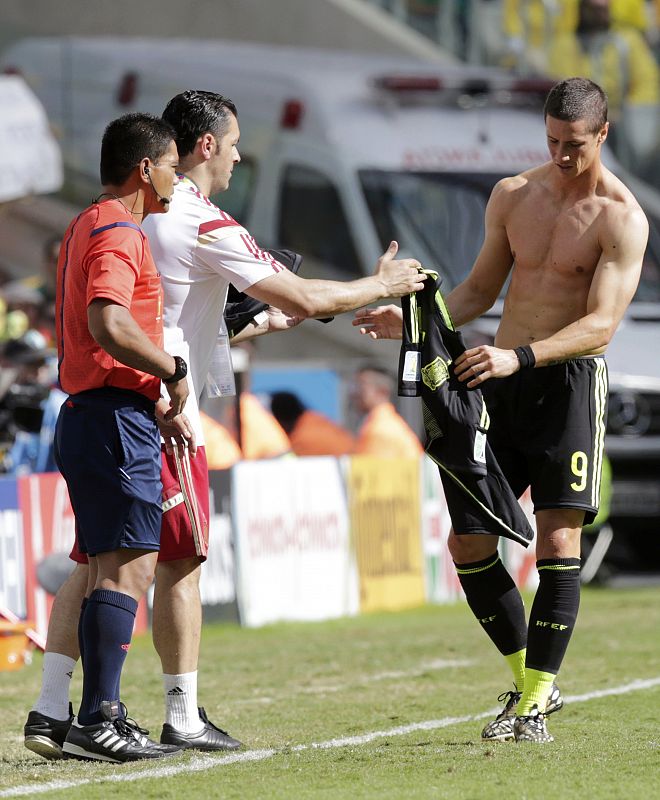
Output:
[398, 269, 534, 546]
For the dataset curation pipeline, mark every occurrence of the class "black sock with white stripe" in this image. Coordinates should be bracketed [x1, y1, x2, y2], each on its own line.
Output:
[77, 589, 137, 726]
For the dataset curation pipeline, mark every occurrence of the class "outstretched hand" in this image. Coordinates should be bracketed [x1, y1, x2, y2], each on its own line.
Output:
[374, 241, 426, 297]
[352, 304, 404, 340]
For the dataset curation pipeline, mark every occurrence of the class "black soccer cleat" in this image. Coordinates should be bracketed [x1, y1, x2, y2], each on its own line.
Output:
[63, 701, 183, 763]
[24, 703, 74, 760]
[160, 707, 243, 752]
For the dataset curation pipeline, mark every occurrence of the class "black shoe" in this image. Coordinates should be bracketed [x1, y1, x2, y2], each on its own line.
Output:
[24, 703, 74, 760]
[160, 707, 242, 752]
[63, 701, 183, 763]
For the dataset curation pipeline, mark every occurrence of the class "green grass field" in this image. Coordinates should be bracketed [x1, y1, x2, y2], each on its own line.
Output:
[1, 586, 659, 799]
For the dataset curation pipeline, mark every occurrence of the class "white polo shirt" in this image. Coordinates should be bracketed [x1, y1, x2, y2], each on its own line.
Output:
[144, 176, 284, 443]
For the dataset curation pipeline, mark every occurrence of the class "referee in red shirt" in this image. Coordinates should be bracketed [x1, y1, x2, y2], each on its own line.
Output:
[54, 113, 190, 763]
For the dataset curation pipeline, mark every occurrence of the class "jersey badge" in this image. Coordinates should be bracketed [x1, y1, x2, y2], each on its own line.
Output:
[422, 356, 451, 391]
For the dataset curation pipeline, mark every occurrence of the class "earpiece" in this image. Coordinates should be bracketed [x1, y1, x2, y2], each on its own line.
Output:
[145, 166, 172, 206]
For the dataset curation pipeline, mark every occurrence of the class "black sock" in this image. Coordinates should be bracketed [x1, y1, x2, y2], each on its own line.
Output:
[77, 597, 88, 664]
[454, 555, 527, 656]
[526, 558, 581, 674]
[77, 589, 137, 725]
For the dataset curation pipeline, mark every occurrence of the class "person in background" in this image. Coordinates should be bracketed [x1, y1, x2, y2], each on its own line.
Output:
[232, 391, 291, 459]
[270, 390, 355, 456]
[199, 410, 243, 469]
[351, 365, 423, 459]
[547, 0, 660, 171]
[1, 331, 56, 475]
[500, 0, 649, 72]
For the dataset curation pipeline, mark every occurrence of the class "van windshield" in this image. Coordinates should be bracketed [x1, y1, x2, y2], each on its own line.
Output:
[360, 170, 660, 303]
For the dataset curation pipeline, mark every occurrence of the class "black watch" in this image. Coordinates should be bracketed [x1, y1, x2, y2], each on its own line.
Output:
[164, 355, 188, 384]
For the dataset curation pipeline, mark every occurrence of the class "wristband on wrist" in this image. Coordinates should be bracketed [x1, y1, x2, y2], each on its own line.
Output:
[164, 355, 188, 384]
[514, 345, 536, 369]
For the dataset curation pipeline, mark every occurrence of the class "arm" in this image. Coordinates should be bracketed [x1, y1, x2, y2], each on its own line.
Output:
[454, 205, 649, 387]
[527, 205, 648, 364]
[88, 299, 189, 417]
[352, 304, 404, 340]
[229, 307, 303, 344]
[245, 241, 425, 318]
[351, 181, 515, 340]
[444, 181, 514, 327]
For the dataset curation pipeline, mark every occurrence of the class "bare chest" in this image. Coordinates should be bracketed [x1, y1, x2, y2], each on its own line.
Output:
[507, 201, 603, 278]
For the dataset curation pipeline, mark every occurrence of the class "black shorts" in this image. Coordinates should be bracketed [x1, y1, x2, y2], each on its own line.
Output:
[54, 387, 163, 556]
[482, 357, 608, 526]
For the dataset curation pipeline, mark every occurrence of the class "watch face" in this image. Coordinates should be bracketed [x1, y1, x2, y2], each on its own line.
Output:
[174, 357, 187, 379]
[165, 356, 187, 383]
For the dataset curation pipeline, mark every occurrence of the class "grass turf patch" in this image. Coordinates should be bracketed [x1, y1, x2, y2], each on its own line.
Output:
[1, 586, 658, 799]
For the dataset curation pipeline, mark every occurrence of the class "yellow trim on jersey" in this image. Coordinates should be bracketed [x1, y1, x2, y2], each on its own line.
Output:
[409, 291, 420, 344]
[592, 359, 608, 508]
[480, 399, 490, 431]
[426, 452, 531, 546]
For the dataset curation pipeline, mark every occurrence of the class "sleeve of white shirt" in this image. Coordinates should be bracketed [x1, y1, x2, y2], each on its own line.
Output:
[194, 220, 286, 292]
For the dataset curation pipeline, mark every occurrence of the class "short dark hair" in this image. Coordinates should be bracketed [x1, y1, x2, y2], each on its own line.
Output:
[100, 113, 176, 186]
[162, 90, 238, 157]
[544, 78, 608, 133]
[270, 391, 306, 433]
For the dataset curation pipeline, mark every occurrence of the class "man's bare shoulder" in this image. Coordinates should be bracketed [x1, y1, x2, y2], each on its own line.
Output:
[487, 167, 550, 227]
[600, 167, 644, 209]
[599, 168, 648, 239]
[490, 164, 548, 201]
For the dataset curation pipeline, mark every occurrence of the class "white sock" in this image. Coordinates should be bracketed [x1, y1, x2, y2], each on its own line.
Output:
[163, 671, 203, 733]
[33, 653, 77, 720]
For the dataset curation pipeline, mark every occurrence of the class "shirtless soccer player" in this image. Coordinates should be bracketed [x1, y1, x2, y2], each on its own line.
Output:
[353, 77, 647, 742]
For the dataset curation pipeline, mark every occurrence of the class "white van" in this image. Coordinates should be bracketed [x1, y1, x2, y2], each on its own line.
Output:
[4, 37, 660, 572]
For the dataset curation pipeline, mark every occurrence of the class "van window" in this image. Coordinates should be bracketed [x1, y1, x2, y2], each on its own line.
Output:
[210, 157, 254, 221]
[278, 165, 360, 276]
[360, 170, 493, 288]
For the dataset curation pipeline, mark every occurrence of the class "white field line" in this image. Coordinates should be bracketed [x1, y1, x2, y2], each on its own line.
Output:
[3, 676, 660, 798]
[233, 658, 475, 703]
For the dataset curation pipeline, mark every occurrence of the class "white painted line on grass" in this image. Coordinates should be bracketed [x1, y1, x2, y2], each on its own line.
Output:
[4, 676, 660, 798]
